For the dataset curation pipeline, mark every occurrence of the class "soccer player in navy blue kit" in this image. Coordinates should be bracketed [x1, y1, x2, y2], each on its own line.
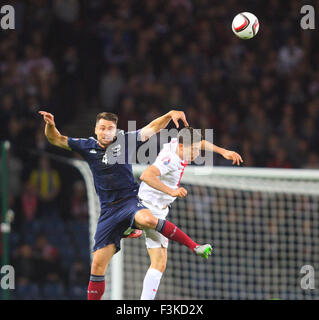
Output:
[39, 110, 212, 300]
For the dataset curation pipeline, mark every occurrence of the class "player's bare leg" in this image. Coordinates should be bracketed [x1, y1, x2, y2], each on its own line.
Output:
[91, 244, 116, 275]
[134, 209, 212, 258]
[88, 244, 116, 300]
[140, 247, 167, 300]
[148, 247, 167, 273]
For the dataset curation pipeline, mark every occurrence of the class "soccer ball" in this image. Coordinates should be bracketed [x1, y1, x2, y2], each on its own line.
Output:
[232, 12, 259, 39]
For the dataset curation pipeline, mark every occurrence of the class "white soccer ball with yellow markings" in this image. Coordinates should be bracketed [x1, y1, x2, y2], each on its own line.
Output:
[232, 12, 259, 40]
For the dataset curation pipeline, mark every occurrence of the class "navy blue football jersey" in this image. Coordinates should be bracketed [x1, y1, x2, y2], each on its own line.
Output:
[67, 130, 143, 210]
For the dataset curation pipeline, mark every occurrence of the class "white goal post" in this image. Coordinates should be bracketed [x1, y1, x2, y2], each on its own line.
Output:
[80, 163, 319, 300]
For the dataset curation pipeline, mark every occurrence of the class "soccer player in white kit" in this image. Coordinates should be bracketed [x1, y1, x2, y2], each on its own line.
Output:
[138, 127, 243, 300]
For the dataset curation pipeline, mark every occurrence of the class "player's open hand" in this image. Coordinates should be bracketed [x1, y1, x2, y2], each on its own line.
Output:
[222, 150, 243, 166]
[170, 187, 188, 198]
[169, 110, 189, 128]
[39, 111, 55, 126]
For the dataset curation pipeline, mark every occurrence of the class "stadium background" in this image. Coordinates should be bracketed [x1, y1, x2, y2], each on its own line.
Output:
[0, 0, 319, 299]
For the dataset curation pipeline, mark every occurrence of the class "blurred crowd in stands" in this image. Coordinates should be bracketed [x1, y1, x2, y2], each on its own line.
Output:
[0, 0, 319, 299]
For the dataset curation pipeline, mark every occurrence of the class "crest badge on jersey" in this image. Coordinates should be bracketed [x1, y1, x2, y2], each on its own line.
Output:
[161, 156, 171, 165]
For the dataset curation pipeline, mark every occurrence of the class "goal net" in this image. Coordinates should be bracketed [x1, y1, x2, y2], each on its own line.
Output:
[83, 164, 319, 300]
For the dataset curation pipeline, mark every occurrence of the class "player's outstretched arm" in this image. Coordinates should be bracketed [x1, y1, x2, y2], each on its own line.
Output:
[140, 110, 189, 142]
[201, 140, 243, 166]
[39, 111, 71, 151]
[140, 165, 187, 198]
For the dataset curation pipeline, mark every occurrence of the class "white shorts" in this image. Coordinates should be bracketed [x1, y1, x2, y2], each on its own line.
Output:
[141, 200, 169, 249]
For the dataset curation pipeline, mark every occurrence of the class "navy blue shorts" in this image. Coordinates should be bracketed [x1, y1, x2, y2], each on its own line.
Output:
[93, 196, 147, 253]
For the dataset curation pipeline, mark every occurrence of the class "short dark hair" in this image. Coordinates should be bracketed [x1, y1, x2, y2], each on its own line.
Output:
[177, 127, 202, 146]
[96, 112, 118, 125]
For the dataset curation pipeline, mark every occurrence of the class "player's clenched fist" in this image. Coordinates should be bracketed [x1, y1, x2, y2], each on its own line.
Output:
[39, 111, 55, 126]
[170, 187, 188, 198]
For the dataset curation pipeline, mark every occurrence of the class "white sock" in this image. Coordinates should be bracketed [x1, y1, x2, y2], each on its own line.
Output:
[140, 268, 163, 300]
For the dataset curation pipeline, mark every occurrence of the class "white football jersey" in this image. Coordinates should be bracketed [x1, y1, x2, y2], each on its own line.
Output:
[138, 138, 188, 209]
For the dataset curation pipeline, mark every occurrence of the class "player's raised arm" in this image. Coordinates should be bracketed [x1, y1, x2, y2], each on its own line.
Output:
[39, 111, 71, 150]
[140, 165, 187, 198]
[140, 110, 189, 142]
[201, 140, 243, 166]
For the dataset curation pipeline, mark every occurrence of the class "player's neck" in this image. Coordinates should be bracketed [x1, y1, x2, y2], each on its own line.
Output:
[176, 145, 185, 161]
[98, 141, 112, 149]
